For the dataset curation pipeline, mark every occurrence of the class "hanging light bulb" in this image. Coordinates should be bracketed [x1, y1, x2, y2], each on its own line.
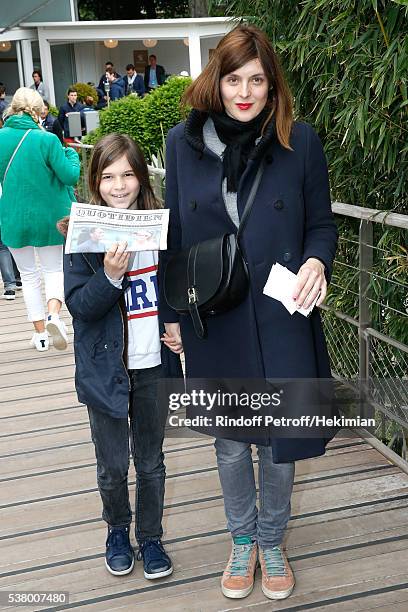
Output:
[0, 41, 12, 52]
[104, 39, 118, 49]
[143, 39, 157, 48]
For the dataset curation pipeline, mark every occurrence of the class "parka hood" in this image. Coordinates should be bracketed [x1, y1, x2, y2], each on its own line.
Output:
[4, 114, 40, 130]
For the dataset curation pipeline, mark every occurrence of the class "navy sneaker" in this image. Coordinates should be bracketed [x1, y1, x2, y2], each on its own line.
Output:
[137, 540, 173, 579]
[105, 526, 134, 576]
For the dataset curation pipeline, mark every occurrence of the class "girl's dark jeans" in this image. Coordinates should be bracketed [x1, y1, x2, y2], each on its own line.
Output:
[87, 364, 167, 544]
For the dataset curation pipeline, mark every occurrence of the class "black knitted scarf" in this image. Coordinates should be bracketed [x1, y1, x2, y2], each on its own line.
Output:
[210, 107, 269, 192]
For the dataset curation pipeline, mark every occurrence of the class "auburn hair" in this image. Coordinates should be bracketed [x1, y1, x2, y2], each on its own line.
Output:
[182, 24, 293, 149]
[88, 133, 160, 210]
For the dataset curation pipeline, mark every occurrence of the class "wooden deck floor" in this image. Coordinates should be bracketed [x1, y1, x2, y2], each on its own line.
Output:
[1, 295, 408, 611]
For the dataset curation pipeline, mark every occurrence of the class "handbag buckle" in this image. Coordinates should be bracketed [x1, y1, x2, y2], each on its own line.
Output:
[188, 286, 198, 304]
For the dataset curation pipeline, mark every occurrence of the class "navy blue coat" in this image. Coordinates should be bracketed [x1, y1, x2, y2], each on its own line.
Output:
[57, 101, 84, 138]
[64, 251, 182, 418]
[96, 79, 125, 106]
[160, 111, 338, 462]
[124, 75, 145, 97]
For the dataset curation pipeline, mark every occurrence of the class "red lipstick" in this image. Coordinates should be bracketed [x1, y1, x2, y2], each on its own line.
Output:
[236, 103, 253, 110]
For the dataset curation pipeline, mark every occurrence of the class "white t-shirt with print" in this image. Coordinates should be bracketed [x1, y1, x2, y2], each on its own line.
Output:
[124, 251, 161, 369]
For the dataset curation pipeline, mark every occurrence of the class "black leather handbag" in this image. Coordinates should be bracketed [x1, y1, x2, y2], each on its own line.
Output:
[164, 162, 265, 339]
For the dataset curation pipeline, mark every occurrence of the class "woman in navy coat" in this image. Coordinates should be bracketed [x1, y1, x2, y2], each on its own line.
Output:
[160, 25, 338, 601]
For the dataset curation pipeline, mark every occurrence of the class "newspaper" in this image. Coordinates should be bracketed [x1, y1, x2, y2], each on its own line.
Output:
[65, 202, 169, 254]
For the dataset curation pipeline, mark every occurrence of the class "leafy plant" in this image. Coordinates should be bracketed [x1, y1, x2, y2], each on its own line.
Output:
[71, 82, 99, 104]
[141, 76, 191, 159]
[228, 0, 408, 212]
[48, 104, 58, 117]
[81, 76, 191, 161]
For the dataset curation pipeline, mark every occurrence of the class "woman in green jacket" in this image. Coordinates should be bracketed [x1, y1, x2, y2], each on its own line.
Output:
[0, 87, 80, 351]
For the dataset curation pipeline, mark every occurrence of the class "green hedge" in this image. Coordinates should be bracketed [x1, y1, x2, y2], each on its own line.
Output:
[83, 77, 191, 160]
[72, 82, 99, 104]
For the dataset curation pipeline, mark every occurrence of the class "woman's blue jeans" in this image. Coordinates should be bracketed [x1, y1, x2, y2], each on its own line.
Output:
[87, 365, 167, 545]
[215, 438, 295, 548]
[0, 235, 16, 289]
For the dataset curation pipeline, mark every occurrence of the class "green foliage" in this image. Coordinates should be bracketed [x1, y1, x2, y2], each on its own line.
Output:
[141, 77, 192, 159]
[83, 77, 191, 161]
[82, 127, 103, 146]
[77, 0, 189, 20]
[227, 2, 408, 385]
[72, 82, 99, 104]
[227, 0, 408, 212]
[48, 104, 58, 117]
[99, 95, 145, 143]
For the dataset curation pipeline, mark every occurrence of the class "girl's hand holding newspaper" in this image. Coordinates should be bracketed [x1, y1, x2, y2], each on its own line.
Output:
[104, 242, 130, 280]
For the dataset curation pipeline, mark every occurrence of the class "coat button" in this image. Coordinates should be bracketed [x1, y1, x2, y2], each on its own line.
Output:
[115, 377, 123, 384]
[189, 200, 197, 210]
[274, 199, 284, 210]
[113, 341, 119, 348]
[283, 251, 292, 263]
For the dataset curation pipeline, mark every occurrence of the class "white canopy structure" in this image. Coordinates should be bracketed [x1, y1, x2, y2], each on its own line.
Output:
[0, 5, 234, 105]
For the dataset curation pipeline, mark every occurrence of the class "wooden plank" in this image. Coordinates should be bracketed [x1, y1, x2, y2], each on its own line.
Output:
[0, 365, 75, 389]
[2, 285, 408, 610]
[2, 531, 408, 610]
[332, 201, 408, 230]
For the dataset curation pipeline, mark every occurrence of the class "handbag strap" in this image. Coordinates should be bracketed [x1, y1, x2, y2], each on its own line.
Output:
[236, 160, 265, 242]
[187, 243, 205, 338]
[3, 129, 33, 184]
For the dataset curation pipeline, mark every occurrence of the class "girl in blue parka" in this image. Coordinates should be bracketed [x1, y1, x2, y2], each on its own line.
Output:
[62, 133, 181, 581]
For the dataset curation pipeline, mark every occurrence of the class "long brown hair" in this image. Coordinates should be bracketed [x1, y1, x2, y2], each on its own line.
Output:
[182, 25, 293, 149]
[88, 133, 160, 209]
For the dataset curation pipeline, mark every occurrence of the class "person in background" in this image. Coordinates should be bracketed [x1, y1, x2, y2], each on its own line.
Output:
[124, 64, 145, 97]
[30, 70, 49, 101]
[144, 55, 165, 92]
[0, 87, 80, 351]
[40, 100, 64, 145]
[97, 68, 125, 107]
[82, 95, 96, 111]
[11, 257, 22, 290]
[0, 234, 18, 300]
[0, 86, 7, 117]
[0, 107, 21, 295]
[97, 61, 122, 91]
[58, 88, 84, 141]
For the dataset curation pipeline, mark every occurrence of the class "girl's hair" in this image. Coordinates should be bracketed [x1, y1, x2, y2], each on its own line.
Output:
[182, 25, 293, 149]
[88, 133, 160, 210]
[3, 87, 43, 124]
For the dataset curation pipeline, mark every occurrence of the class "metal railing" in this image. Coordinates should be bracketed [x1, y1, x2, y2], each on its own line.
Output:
[322, 202, 408, 463]
[70, 142, 408, 463]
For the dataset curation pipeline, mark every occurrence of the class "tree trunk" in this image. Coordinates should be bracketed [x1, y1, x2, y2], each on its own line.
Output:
[189, 0, 209, 18]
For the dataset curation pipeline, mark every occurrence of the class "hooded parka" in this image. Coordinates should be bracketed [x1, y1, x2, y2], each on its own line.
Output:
[160, 111, 338, 463]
